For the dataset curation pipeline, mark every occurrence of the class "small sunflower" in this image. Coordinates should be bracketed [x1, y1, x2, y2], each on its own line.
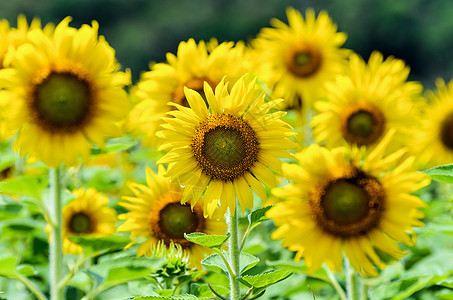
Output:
[252, 7, 349, 109]
[128, 38, 251, 146]
[117, 166, 227, 269]
[62, 188, 117, 255]
[157, 76, 295, 217]
[0, 17, 130, 167]
[415, 79, 453, 167]
[312, 52, 422, 150]
[266, 132, 430, 277]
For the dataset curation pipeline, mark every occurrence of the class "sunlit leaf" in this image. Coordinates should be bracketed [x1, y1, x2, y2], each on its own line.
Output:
[192, 283, 229, 298]
[125, 294, 200, 300]
[184, 232, 230, 251]
[0, 254, 18, 278]
[201, 252, 259, 275]
[266, 260, 330, 283]
[16, 265, 36, 277]
[0, 175, 48, 200]
[240, 269, 292, 290]
[104, 266, 155, 286]
[68, 235, 131, 254]
[370, 275, 448, 300]
[248, 205, 273, 228]
[423, 164, 453, 184]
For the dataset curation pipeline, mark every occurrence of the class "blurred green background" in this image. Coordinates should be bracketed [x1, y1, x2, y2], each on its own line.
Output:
[0, 0, 451, 87]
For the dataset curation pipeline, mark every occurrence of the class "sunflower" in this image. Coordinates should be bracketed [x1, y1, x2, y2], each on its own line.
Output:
[0, 17, 130, 167]
[0, 16, 54, 140]
[311, 52, 422, 150]
[251, 7, 349, 109]
[156, 76, 295, 217]
[62, 187, 117, 255]
[117, 166, 227, 269]
[414, 79, 453, 167]
[128, 38, 252, 146]
[266, 131, 430, 277]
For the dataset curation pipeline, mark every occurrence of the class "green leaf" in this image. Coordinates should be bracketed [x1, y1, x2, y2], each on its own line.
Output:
[104, 266, 155, 286]
[16, 265, 36, 277]
[153, 290, 176, 297]
[248, 205, 273, 228]
[266, 260, 329, 283]
[2, 219, 44, 234]
[402, 250, 453, 279]
[0, 254, 18, 278]
[184, 232, 230, 251]
[240, 269, 292, 291]
[92, 256, 165, 277]
[370, 275, 447, 300]
[105, 136, 138, 153]
[201, 252, 259, 275]
[0, 154, 16, 172]
[201, 253, 226, 274]
[0, 175, 48, 200]
[193, 283, 229, 298]
[423, 164, 453, 183]
[239, 252, 261, 274]
[125, 294, 200, 300]
[176, 270, 205, 285]
[68, 235, 131, 254]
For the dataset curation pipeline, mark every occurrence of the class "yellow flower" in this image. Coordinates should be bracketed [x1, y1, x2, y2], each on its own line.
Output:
[128, 38, 251, 146]
[0, 16, 54, 140]
[266, 131, 430, 277]
[415, 79, 453, 167]
[312, 52, 422, 150]
[0, 17, 130, 167]
[252, 7, 349, 109]
[62, 188, 117, 255]
[117, 166, 227, 269]
[157, 76, 295, 217]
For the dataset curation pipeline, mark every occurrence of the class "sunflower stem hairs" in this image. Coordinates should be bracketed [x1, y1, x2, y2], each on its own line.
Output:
[157, 76, 295, 217]
[266, 130, 430, 277]
[0, 17, 130, 167]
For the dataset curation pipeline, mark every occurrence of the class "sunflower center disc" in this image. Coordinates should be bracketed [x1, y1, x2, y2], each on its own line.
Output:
[347, 110, 376, 138]
[69, 212, 92, 234]
[440, 113, 453, 150]
[313, 171, 385, 237]
[204, 127, 246, 168]
[286, 46, 322, 78]
[323, 181, 369, 224]
[34, 72, 91, 130]
[192, 114, 259, 181]
[342, 106, 385, 146]
[159, 203, 199, 239]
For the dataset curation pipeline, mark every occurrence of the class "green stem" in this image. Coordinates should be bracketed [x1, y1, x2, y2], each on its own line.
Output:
[218, 251, 235, 277]
[228, 205, 241, 300]
[323, 265, 347, 300]
[58, 254, 88, 290]
[345, 258, 358, 300]
[50, 167, 64, 300]
[14, 271, 47, 300]
[239, 225, 252, 252]
[360, 279, 368, 300]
